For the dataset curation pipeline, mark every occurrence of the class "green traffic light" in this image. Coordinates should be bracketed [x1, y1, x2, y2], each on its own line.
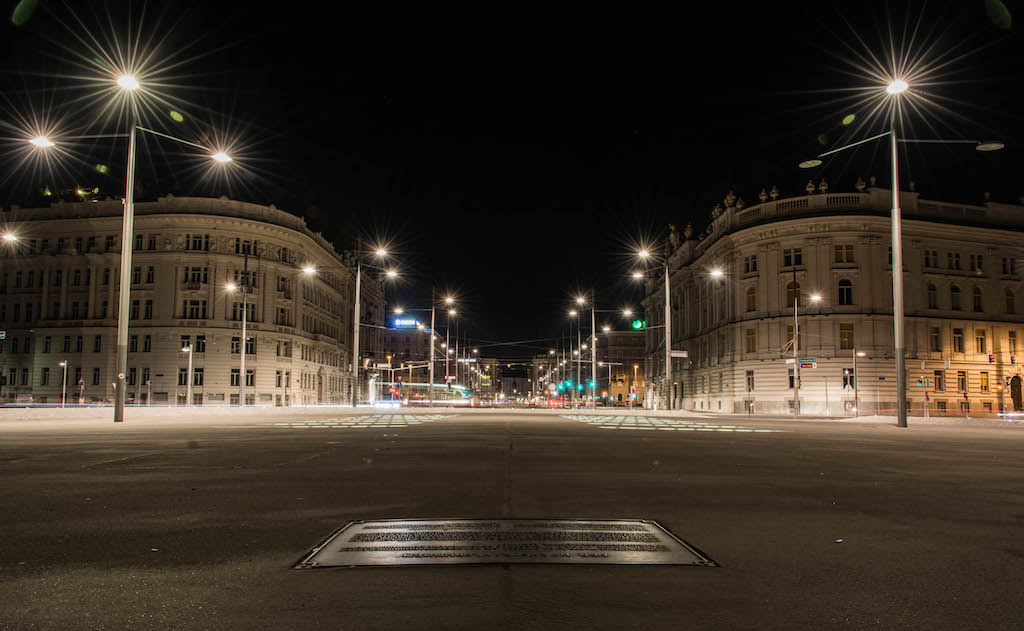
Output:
[631, 319, 647, 330]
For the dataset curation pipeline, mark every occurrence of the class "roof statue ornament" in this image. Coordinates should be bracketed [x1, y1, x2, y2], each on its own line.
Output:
[759, 188, 768, 202]
[724, 191, 737, 208]
[909, 181, 916, 192]
[668, 224, 681, 249]
[769, 186, 780, 200]
[806, 180, 816, 194]
[855, 177, 866, 192]
[736, 198, 746, 210]
[818, 179, 828, 193]
[684, 222, 694, 239]
[869, 175, 877, 187]
[712, 203, 723, 219]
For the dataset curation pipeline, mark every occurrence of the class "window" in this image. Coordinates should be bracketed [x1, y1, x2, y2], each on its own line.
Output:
[186, 234, 210, 251]
[92, 368, 100, 385]
[195, 336, 206, 353]
[44, 336, 52, 353]
[63, 336, 71, 353]
[245, 335, 256, 355]
[231, 337, 240, 354]
[102, 268, 110, 285]
[104, 235, 114, 251]
[181, 335, 191, 351]
[142, 368, 150, 385]
[929, 327, 941, 352]
[934, 370, 944, 391]
[948, 252, 961, 270]
[143, 335, 151, 352]
[129, 335, 138, 353]
[70, 301, 81, 319]
[130, 300, 140, 320]
[953, 328, 964, 353]
[951, 285, 961, 311]
[834, 244, 855, 263]
[1003, 257, 1017, 275]
[745, 328, 756, 353]
[148, 234, 157, 250]
[127, 368, 137, 386]
[87, 236, 96, 252]
[788, 369, 795, 389]
[744, 255, 758, 273]
[193, 368, 204, 386]
[53, 270, 62, 287]
[144, 300, 153, 320]
[924, 249, 938, 268]
[132, 267, 141, 284]
[1007, 289, 1016, 315]
[980, 371, 990, 392]
[972, 287, 983, 312]
[41, 367, 49, 386]
[276, 371, 283, 388]
[21, 368, 28, 385]
[101, 301, 109, 318]
[839, 323, 855, 349]
[135, 234, 143, 250]
[937, 401, 947, 412]
[746, 286, 756, 312]
[783, 247, 803, 267]
[178, 368, 188, 386]
[970, 254, 984, 273]
[927, 283, 938, 309]
[24, 303, 32, 322]
[838, 280, 853, 305]
[1010, 331, 1017, 354]
[746, 370, 755, 392]
[957, 371, 967, 391]
[56, 237, 64, 253]
[230, 369, 240, 387]
[976, 329, 986, 354]
[245, 369, 255, 386]
[186, 300, 207, 319]
[277, 307, 289, 324]
[72, 269, 81, 286]
[146, 266, 154, 283]
[786, 281, 799, 306]
[26, 271, 33, 288]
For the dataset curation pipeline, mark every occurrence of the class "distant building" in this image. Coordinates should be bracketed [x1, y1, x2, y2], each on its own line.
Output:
[0, 195, 386, 405]
[598, 330, 645, 406]
[641, 184, 1024, 415]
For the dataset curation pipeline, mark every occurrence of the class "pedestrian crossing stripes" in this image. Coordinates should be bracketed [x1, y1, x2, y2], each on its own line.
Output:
[561, 415, 783, 433]
[271, 414, 453, 429]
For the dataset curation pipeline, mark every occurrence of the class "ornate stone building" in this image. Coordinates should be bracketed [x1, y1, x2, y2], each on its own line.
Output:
[0, 195, 385, 405]
[641, 183, 1024, 416]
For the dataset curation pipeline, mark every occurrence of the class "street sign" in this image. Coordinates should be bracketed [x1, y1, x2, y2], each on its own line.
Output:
[445, 375, 455, 380]
[798, 357, 816, 369]
[0, 330, 5, 340]
[785, 358, 795, 364]
[670, 350, 688, 358]
[374, 363, 391, 369]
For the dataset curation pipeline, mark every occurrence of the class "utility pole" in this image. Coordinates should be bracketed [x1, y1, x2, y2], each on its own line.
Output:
[793, 268, 800, 415]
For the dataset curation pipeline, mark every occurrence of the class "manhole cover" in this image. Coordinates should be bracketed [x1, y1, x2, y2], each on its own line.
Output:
[295, 518, 716, 567]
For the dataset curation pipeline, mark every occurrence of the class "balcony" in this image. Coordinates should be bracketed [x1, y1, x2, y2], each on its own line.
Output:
[184, 281, 202, 290]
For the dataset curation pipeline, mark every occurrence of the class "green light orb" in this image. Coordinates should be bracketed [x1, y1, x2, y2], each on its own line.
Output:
[170, 111, 184, 123]
[841, 114, 856, 126]
[95, 164, 110, 174]
[11, 0, 39, 26]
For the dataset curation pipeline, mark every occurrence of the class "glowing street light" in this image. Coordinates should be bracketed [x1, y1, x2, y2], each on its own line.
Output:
[2, 233, 16, 242]
[885, 78, 908, 95]
[710, 268, 723, 278]
[638, 250, 650, 259]
[211, 152, 232, 163]
[117, 74, 140, 91]
[302, 265, 316, 275]
[632, 272, 644, 279]
[394, 307, 404, 315]
[811, 294, 822, 302]
[386, 269, 398, 278]
[376, 248, 387, 257]
[29, 137, 53, 148]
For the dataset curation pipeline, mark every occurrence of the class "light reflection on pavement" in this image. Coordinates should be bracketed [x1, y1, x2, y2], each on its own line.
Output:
[271, 414, 453, 428]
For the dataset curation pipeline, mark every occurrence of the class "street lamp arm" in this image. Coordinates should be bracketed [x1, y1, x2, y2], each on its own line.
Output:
[135, 125, 214, 152]
[817, 131, 893, 158]
[897, 138, 988, 145]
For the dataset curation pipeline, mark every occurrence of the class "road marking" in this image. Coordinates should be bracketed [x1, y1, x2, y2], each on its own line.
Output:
[561, 414, 783, 433]
[270, 414, 453, 429]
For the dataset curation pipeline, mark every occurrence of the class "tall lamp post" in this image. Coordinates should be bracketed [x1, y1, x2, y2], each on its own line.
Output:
[638, 250, 673, 410]
[799, 78, 1003, 427]
[182, 343, 193, 406]
[29, 74, 233, 423]
[59, 360, 68, 409]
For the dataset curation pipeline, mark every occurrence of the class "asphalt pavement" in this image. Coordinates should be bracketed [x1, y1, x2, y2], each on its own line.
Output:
[1, 408, 1022, 630]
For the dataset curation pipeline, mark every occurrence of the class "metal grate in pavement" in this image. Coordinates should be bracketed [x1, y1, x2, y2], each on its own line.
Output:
[295, 518, 716, 567]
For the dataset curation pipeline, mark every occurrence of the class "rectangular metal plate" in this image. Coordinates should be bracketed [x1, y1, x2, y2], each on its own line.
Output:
[295, 518, 716, 567]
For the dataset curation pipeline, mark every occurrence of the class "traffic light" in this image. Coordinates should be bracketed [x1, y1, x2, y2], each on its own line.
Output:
[1012, 356, 1017, 365]
[446, 380, 452, 391]
[988, 354, 995, 363]
[588, 380, 595, 388]
[566, 380, 573, 387]
[916, 376, 924, 386]
[631, 319, 647, 330]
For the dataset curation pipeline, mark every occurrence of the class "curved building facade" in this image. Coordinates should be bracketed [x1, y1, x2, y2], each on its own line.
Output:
[0, 195, 385, 405]
[641, 184, 1024, 416]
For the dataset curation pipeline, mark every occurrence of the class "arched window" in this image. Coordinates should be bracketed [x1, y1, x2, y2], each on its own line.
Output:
[972, 287, 983, 312]
[1007, 289, 1016, 315]
[838, 280, 853, 305]
[951, 285, 961, 311]
[927, 283, 937, 309]
[786, 281, 800, 307]
[746, 286, 756, 312]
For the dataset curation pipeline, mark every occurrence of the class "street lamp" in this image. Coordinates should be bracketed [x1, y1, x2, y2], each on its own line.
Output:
[638, 248, 673, 410]
[799, 77, 1004, 427]
[2, 233, 16, 242]
[182, 343, 193, 406]
[58, 361, 67, 408]
[224, 283, 247, 406]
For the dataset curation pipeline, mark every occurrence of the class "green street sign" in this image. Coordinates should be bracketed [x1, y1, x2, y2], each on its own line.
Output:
[0, 330, 5, 340]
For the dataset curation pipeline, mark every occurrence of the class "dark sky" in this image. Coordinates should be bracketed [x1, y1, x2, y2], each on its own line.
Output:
[2, 1, 1023, 359]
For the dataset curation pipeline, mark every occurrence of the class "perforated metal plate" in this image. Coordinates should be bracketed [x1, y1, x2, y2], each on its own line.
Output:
[295, 518, 716, 567]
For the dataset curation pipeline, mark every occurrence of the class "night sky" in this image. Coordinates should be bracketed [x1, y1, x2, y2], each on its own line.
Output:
[2, 1, 1023, 359]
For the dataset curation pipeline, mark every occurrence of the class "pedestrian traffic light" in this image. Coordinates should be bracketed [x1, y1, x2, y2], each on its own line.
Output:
[988, 354, 995, 363]
[446, 380, 452, 391]
[566, 380, 573, 387]
[916, 376, 923, 386]
[1012, 356, 1016, 365]
[1007, 376, 1012, 386]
